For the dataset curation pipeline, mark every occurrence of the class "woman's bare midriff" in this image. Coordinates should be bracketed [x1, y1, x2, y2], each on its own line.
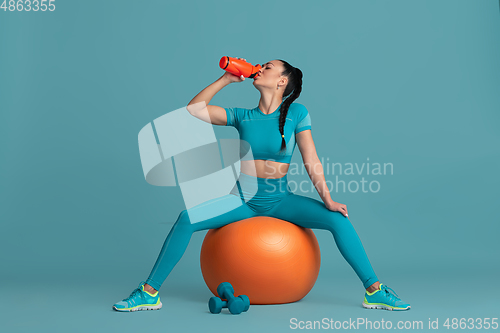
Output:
[240, 160, 290, 179]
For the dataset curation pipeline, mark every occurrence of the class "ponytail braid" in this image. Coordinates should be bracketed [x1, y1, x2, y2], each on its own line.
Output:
[277, 61, 303, 155]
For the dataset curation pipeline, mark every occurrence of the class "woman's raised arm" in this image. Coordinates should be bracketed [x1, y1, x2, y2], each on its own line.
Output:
[187, 58, 247, 125]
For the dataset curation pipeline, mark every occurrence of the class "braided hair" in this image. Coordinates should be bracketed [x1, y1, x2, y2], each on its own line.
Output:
[277, 60, 303, 155]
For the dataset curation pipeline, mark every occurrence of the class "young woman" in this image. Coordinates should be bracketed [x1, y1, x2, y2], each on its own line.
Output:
[112, 58, 410, 312]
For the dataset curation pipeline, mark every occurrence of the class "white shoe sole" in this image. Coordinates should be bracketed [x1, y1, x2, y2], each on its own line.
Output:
[362, 302, 410, 311]
[113, 302, 162, 312]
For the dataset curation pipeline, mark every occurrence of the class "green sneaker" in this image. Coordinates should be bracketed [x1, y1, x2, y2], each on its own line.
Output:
[362, 283, 410, 311]
[113, 281, 162, 312]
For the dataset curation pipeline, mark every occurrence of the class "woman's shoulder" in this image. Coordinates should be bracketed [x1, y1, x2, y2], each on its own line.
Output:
[289, 102, 307, 111]
[224, 106, 253, 116]
[289, 102, 309, 118]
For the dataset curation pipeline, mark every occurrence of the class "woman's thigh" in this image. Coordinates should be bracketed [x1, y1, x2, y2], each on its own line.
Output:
[182, 193, 256, 232]
[267, 193, 350, 230]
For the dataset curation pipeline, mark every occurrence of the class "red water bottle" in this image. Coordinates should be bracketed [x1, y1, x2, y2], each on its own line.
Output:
[219, 56, 262, 79]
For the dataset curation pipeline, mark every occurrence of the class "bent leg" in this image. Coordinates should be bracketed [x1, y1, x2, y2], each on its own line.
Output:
[268, 193, 378, 289]
[145, 194, 254, 291]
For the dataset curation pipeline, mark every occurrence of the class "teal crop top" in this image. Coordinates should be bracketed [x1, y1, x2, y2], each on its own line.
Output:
[224, 102, 312, 164]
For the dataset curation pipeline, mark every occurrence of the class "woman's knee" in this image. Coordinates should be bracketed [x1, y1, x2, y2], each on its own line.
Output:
[175, 208, 220, 233]
[324, 209, 353, 232]
[174, 209, 193, 231]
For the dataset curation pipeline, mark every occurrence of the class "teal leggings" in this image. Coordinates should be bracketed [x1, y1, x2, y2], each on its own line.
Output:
[145, 172, 379, 291]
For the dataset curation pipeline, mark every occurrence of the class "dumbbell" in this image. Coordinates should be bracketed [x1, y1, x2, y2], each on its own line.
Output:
[208, 282, 250, 314]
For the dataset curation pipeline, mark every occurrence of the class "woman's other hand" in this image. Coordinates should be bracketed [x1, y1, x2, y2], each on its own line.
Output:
[325, 200, 349, 217]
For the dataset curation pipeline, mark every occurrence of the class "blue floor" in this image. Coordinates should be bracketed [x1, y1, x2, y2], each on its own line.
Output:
[2, 231, 498, 333]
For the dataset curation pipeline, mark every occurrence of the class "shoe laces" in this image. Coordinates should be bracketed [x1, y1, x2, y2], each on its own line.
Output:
[381, 285, 401, 303]
[123, 286, 146, 303]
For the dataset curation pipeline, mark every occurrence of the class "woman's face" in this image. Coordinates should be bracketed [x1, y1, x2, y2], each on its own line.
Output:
[252, 60, 287, 91]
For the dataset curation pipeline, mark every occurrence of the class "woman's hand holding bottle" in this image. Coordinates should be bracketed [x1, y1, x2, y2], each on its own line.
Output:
[220, 57, 246, 83]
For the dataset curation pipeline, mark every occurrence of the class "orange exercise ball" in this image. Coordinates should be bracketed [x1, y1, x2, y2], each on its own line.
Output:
[200, 216, 321, 305]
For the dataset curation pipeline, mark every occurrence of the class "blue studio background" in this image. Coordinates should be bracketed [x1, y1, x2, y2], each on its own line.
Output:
[1, 0, 499, 332]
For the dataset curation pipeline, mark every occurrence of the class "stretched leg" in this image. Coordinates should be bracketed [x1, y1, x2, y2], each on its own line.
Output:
[145, 193, 255, 291]
[268, 193, 378, 290]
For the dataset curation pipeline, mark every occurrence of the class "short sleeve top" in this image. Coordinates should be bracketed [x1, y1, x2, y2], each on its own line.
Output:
[223, 102, 311, 163]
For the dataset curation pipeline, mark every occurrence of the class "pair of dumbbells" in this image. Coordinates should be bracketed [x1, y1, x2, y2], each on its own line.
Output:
[208, 282, 250, 314]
